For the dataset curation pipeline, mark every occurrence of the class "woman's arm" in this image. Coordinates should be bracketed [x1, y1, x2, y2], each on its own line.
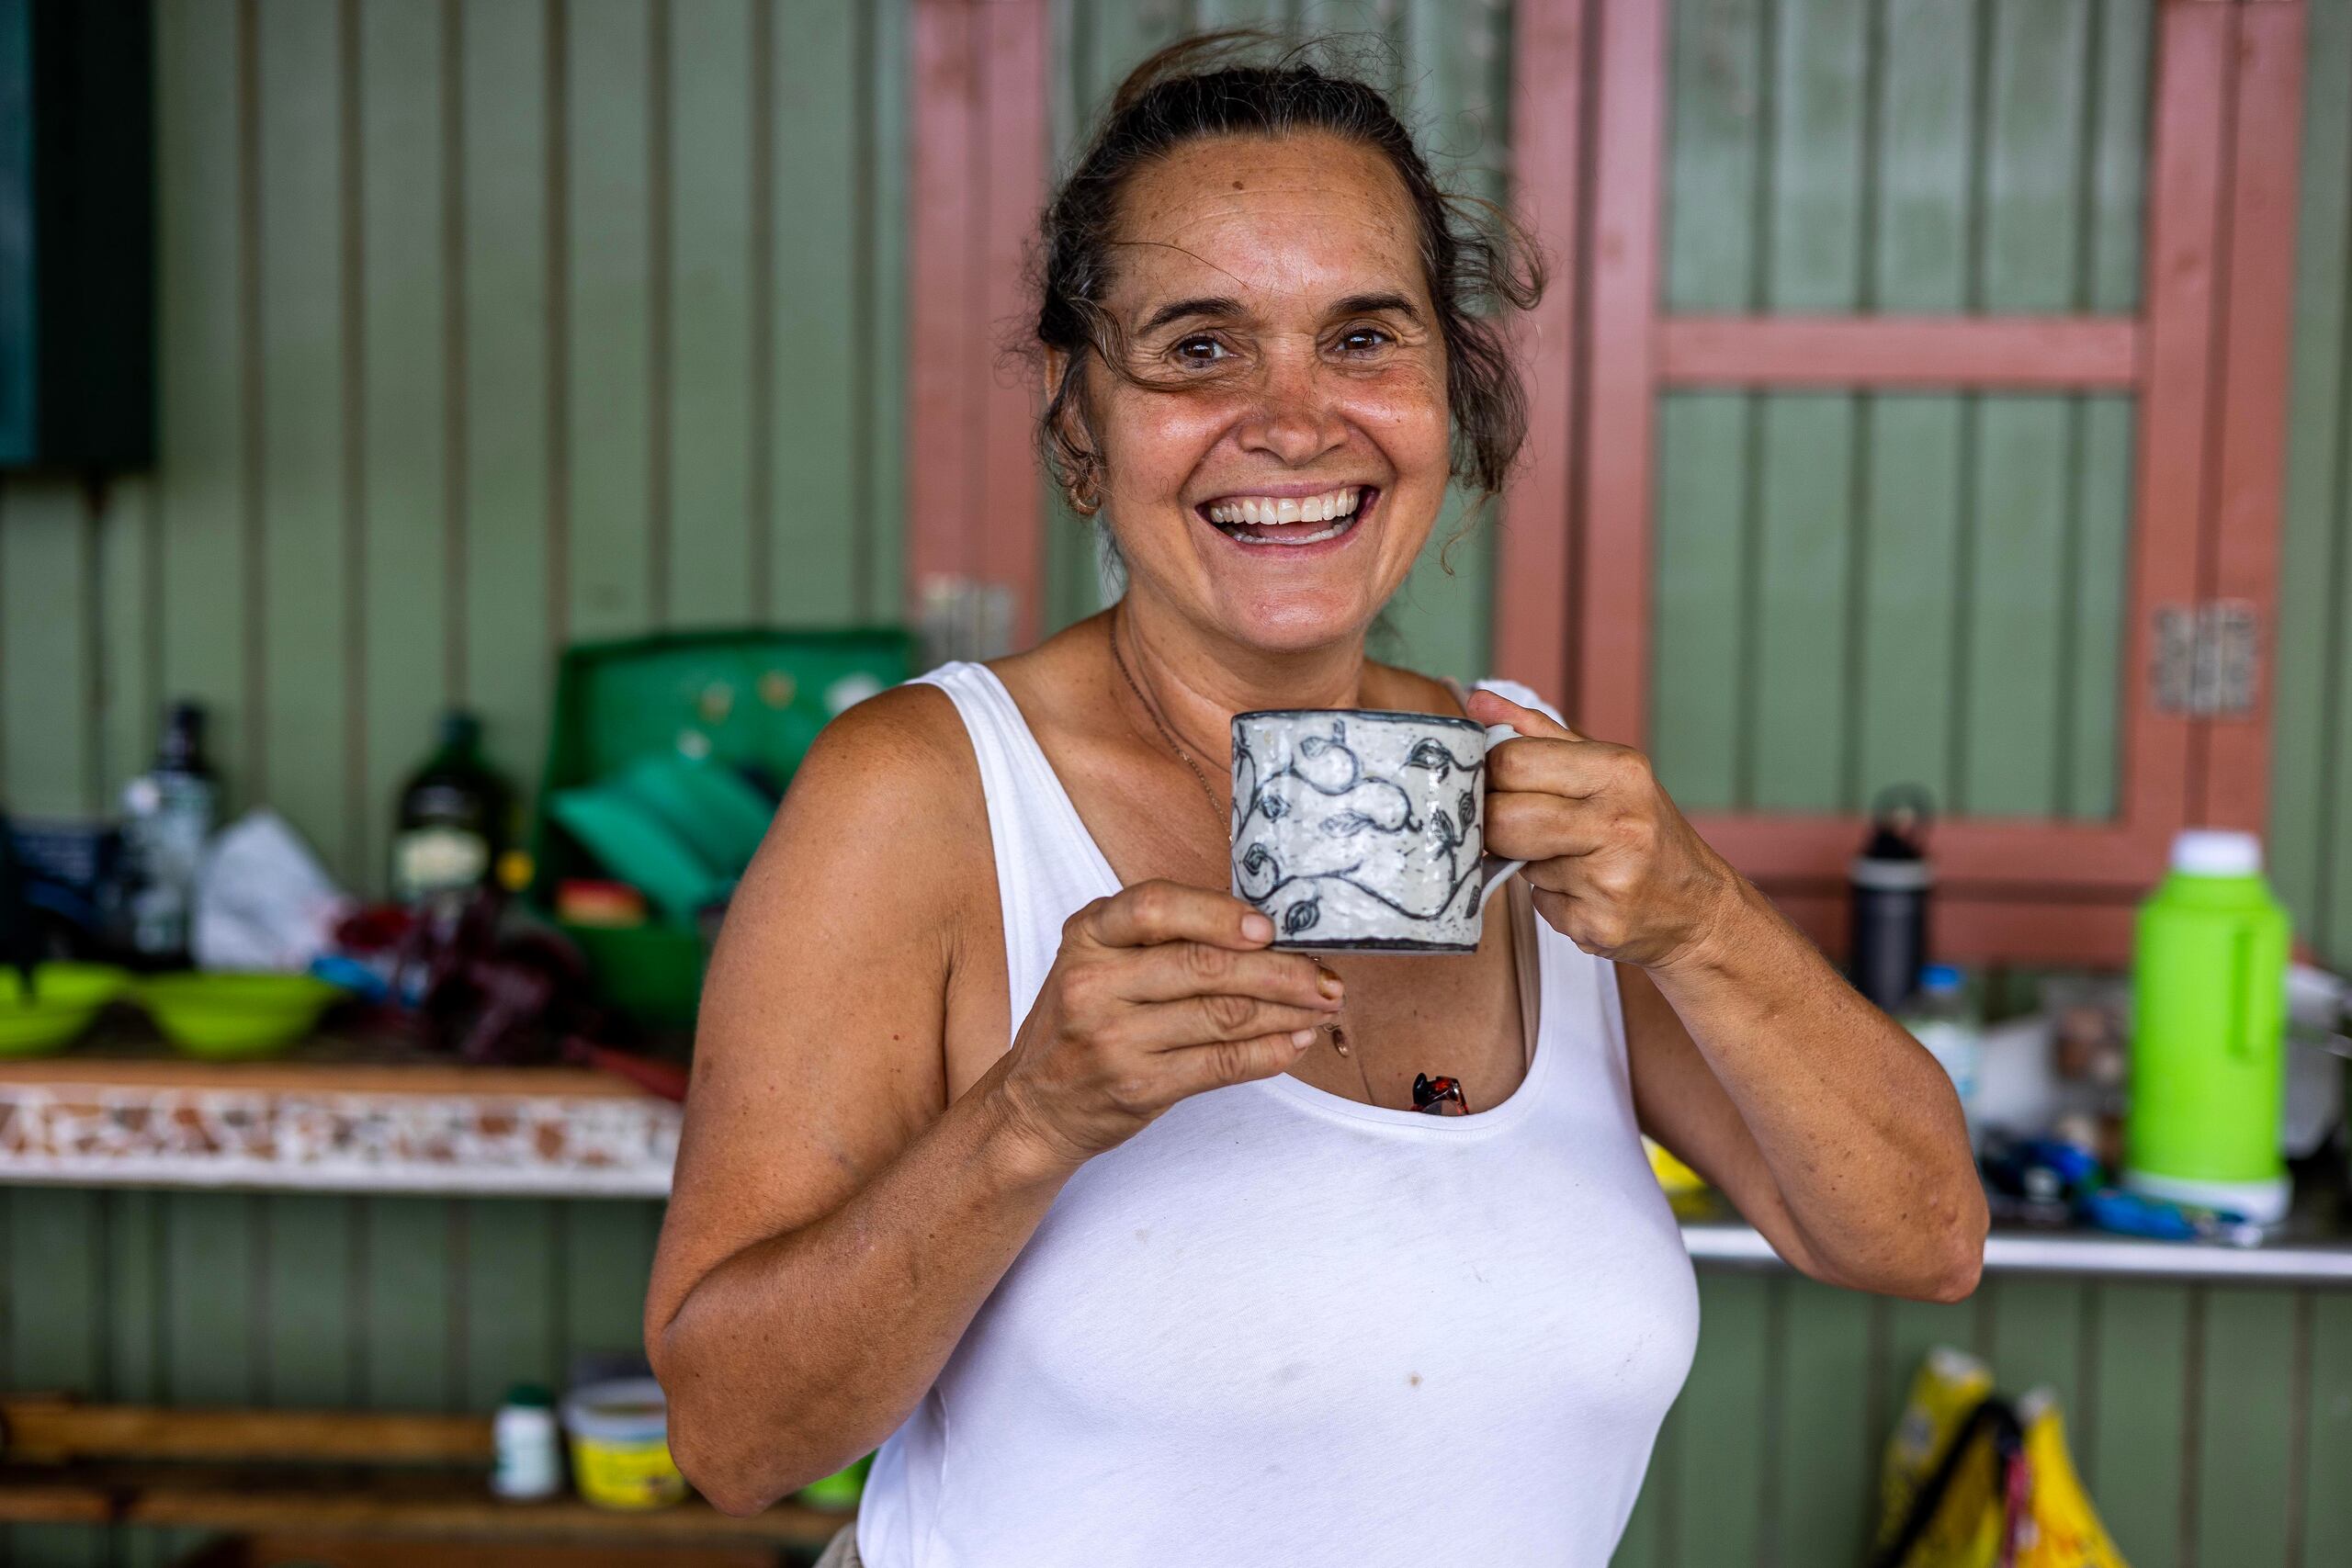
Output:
[647, 689, 1342, 1514]
[1467, 690, 1984, 1302]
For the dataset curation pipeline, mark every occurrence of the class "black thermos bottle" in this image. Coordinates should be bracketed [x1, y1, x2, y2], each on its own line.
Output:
[1849, 785, 1933, 1011]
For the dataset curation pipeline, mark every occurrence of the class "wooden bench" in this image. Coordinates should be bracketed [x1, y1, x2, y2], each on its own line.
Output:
[0, 1397, 846, 1566]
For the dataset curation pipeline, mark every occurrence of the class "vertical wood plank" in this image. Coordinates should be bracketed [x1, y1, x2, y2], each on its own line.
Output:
[2304, 1292, 2352, 1565]
[1770, 1278, 1876, 1567]
[360, 1197, 455, 1411]
[460, 1199, 561, 1407]
[2062, 396, 2134, 820]
[1975, 0, 2092, 314]
[1750, 394, 1857, 811]
[668, 0, 757, 628]
[2199, 0, 2310, 835]
[1673, 1272, 1771, 1565]
[2271, 0, 2349, 966]
[2087, 1283, 2190, 1568]
[861, 0, 910, 624]
[260, 1194, 357, 1407]
[2081, 0, 2150, 315]
[1854, 396, 1965, 811]
[4, 1190, 106, 1395]
[154, 0, 252, 813]
[1574, 0, 1667, 749]
[566, 0, 657, 640]
[0, 484, 97, 815]
[1651, 395, 1749, 810]
[1986, 1276, 2086, 1416]
[559, 1201, 662, 1370]
[255, 0, 355, 878]
[104, 1190, 165, 1403]
[356, 0, 452, 895]
[459, 0, 554, 811]
[95, 478, 162, 799]
[162, 1193, 259, 1404]
[2194, 1288, 2297, 1568]
[1960, 396, 2072, 816]
[1662, 0, 1766, 313]
[1871, 0, 1976, 311]
[1494, 0, 1589, 699]
[768, 0, 859, 625]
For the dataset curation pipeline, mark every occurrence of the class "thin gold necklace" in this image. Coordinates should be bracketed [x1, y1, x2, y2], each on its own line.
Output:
[1104, 608, 1375, 1099]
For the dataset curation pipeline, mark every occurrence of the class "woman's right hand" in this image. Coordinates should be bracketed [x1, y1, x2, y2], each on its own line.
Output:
[991, 879, 1345, 1167]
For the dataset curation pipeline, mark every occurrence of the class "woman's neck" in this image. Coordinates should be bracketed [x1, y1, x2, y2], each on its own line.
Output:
[1108, 593, 1369, 772]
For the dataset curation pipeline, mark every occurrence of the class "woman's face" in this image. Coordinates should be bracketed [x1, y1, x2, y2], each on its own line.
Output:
[1073, 130, 1453, 652]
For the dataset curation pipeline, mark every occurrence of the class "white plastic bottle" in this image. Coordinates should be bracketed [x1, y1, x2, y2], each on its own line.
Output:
[1901, 964, 1981, 1134]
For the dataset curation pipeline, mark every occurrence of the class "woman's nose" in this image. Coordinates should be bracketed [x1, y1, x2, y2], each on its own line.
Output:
[1233, 363, 1348, 467]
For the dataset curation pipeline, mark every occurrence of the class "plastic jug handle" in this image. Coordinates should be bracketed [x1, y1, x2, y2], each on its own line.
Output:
[2229, 927, 2255, 1062]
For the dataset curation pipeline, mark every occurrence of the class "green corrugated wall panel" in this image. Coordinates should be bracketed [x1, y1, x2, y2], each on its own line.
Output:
[1039, 0, 1510, 687]
[1653, 390, 2134, 819]
[0, 0, 910, 891]
[2275, 0, 2352, 971]
[1652, 0, 2148, 819]
[0, 4, 898, 1559]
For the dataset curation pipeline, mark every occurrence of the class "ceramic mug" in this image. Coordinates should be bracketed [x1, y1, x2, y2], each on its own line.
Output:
[1228, 708, 1524, 953]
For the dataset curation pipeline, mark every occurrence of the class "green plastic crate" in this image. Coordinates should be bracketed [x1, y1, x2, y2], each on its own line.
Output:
[527, 626, 912, 1031]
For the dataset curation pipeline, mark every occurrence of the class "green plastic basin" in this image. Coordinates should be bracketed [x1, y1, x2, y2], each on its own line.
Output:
[136, 973, 345, 1060]
[0, 964, 131, 1057]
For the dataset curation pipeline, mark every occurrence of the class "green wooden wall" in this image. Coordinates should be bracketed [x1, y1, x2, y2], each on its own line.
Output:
[1652, 0, 2148, 821]
[0, 2, 902, 1562]
[2274, 0, 2352, 970]
[0, 0, 909, 883]
[6, 4, 2352, 1566]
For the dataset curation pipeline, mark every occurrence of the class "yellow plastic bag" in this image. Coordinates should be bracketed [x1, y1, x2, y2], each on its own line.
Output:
[2013, 1391, 2129, 1568]
[1871, 1350, 2130, 1568]
[1873, 1348, 2007, 1568]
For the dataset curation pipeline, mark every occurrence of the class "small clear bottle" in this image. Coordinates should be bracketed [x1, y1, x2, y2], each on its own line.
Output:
[1901, 964, 1980, 1134]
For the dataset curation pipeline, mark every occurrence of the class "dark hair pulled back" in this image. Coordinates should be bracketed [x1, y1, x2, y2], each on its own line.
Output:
[1034, 31, 1544, 515]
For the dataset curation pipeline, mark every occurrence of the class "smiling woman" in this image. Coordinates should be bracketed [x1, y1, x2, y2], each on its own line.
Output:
[646, 31, 1984, 1568]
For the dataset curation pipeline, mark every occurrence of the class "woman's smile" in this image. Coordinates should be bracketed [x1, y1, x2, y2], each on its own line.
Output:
[1197, 483, 1378, 555]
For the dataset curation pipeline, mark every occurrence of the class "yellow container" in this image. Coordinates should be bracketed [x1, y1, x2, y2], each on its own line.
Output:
[561, 1378, 686, 1510]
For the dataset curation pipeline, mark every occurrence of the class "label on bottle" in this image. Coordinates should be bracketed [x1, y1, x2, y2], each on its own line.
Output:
[392, 826, 491, 900]
[121, 773, 219, 957]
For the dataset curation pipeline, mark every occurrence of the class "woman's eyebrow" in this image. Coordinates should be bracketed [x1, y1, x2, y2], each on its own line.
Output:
[1331, 290, 1421, 321]
[1137, 295, 1245, 333]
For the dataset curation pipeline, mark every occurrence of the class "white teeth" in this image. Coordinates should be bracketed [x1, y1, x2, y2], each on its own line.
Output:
[1204, 486, 1363, 528]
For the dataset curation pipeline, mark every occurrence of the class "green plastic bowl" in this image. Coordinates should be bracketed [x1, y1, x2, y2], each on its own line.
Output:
[135, 973, 345, 1060]
[0, 963, 131, 1057]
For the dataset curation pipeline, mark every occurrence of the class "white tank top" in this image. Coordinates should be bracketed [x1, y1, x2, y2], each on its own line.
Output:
[856, 661, 1698, 1568]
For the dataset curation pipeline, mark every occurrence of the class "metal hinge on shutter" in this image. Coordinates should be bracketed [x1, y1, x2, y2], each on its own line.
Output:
[2153, 600, 2260, 716]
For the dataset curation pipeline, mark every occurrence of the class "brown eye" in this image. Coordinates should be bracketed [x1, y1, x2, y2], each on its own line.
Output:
[1338, 326, 1392, 355]
[1174, 335, 1229, 365]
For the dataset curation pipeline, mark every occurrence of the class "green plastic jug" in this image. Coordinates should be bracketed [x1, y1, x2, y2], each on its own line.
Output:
[2123, 829, 2292, 1224]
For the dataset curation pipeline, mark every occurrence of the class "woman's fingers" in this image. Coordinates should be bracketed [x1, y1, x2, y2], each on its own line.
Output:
[1079, 879, 1272, 952]
[1118, 993, 1333, 1053]
[1111, 941, 1340, 1010]
[1160, 1030, 1319, 1098]
[1464, 687, 1582, 742]
[1484, 788, 1610, 863]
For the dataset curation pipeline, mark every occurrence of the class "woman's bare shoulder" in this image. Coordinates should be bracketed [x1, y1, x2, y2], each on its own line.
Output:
[714, 681, 988, 959]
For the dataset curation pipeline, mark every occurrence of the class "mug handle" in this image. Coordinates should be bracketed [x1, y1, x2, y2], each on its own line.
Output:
[1476, 722, 1527, 912]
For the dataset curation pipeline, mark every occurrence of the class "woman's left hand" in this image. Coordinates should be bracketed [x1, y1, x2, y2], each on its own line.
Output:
[1465, 689, 1742, 974]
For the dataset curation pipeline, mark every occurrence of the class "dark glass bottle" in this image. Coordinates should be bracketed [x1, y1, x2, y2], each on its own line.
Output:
[1849, 784, 1934, 1011]
[390, 711, 512, 907]
[119, 702, 220, 966]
